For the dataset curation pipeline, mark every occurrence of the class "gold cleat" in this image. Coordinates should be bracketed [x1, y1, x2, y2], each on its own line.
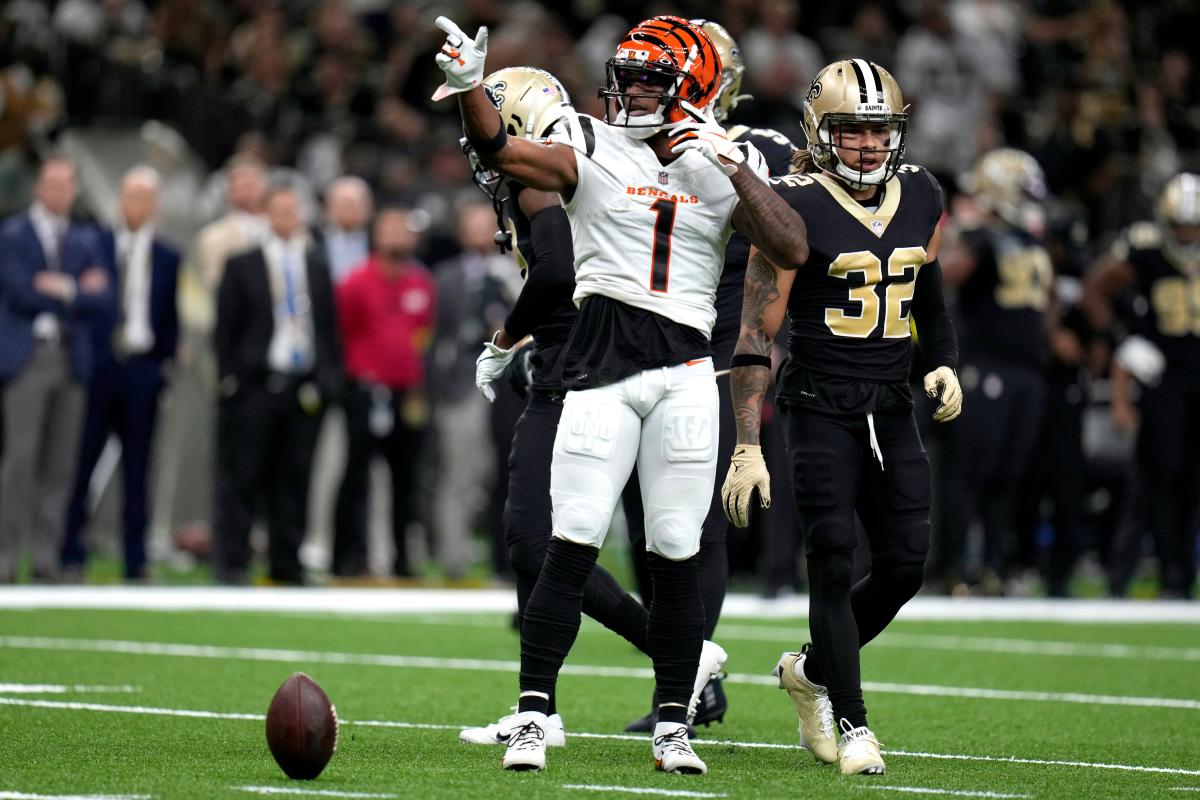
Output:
[773, 645, 837, 764]
[837, 718, 885, 775]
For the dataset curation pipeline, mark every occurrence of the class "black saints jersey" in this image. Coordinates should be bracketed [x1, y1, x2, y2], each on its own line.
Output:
[1111, 221, 1200, 378]
[955, 223, 1053, 365]
[502, 184, 578, 393]
[711, 127, 798, 360]
[773, 164, 943, 407]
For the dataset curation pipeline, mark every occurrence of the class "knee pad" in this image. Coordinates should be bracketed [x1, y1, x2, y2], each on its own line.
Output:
[550, 464, 617, 548]
[508, 536, 548, 582]
[804, 515, 857, 555]
[808, 548, 855, 592]
[644, 475, 708, 560]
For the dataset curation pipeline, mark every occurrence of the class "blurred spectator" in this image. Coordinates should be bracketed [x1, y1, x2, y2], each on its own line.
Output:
[319, 175, 373, 285]
[0, 156, 115, 582]
[61, 166, 180, 582]
[333, 207, 435, 578]
[895, 0, 1002, 189]
[741, 0, 824, 110]
[194, 154, 268, 299]
[428, 203, 518, 579]
[212, 184, 341, 585]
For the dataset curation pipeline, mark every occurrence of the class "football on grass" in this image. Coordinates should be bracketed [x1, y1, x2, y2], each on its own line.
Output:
[265, 672, 338, 780]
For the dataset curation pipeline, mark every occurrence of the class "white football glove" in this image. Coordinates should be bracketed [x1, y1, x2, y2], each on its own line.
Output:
[431, 16, 488, 102]
[474, 331, 516, 403]
[924, 366, 962, 423]
[667, 101, 744, 176]
[721, 444, 771, 528]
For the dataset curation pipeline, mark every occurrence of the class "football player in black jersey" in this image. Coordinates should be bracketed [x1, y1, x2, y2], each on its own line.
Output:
[935, 148, 1066, 595]
[723, 59, 961, 775]
[460, 66, 724, 748]
[622, 16, 800, 735]
[1082, 172, 1200, 599]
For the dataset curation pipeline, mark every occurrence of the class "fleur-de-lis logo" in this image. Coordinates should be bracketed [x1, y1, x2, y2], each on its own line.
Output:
[484, 80, 508, 110]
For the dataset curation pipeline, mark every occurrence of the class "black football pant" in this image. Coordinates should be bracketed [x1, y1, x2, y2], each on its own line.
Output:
[503, 391, 650, 702]
[937, 357, 1046, 583]
[782, 404, 931, 731]
[1110, 375, 1200, 598]
[332, 382, 426, 577]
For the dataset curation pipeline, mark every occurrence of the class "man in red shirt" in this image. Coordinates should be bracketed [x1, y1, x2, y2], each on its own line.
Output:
[333, 208, 436, 577]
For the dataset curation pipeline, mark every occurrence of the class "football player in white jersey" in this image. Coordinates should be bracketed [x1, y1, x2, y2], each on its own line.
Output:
[433, 14, 809, 774]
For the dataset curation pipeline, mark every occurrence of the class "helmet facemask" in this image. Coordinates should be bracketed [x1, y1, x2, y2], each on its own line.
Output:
[1157, 172, 1200, 268]
[806, 108, 907, 190]
[600, 52, 695, 139]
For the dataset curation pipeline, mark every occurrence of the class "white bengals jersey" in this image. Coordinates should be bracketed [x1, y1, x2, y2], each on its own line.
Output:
[548, 111, 769, 338]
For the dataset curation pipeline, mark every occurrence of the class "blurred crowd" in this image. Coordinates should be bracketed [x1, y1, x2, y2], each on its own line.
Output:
[0, 0, 1196, 597]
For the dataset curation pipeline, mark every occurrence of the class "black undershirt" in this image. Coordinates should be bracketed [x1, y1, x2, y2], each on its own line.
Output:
[561, 295, 711, 391]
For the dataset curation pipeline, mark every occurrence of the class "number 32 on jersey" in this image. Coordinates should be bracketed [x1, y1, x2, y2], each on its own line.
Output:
[826, 247, 926, 338]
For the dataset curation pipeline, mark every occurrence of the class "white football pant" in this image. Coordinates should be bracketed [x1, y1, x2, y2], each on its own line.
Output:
[550, 358, 717, 560]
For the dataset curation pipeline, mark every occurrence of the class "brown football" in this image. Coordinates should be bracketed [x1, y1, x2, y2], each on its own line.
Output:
[265, 672, 338, 780]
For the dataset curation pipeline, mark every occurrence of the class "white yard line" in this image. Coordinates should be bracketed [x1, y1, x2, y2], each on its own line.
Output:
[4, 636, 1196, 712]
[232, 788, 398, 798]
[716, 626, 1200, 663]
[2, 696, 1198, 778]
[859, 788, 1031, 799]
[561, 785, 727, 798]
[0, 683, 139, 694]
[1, 587, 1198, 623]
[0, 794, 151, 800]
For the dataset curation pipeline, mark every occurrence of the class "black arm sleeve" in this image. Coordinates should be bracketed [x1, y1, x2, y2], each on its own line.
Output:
[911, 259, 959, 370]
[503, 205, 576, 341]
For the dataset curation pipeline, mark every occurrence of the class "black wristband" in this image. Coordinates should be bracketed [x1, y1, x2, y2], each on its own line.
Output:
[730, 353, 772, 369]
[468, 124, 508, 155]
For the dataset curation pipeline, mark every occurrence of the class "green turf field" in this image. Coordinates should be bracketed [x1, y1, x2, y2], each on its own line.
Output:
[0, 600, 1197, 799]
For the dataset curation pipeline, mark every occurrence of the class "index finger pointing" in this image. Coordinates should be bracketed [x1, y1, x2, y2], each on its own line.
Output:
[435, 15, 466, 41]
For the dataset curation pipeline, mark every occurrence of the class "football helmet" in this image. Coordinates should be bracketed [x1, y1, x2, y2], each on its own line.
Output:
[964, 148, 1047, 234]
[690, 19, 751, 123]
[1156, 172, 1200, 267]
[460, 67, 571, 248]
[599, 16, 722, 139]
[801, 59, 908, 189]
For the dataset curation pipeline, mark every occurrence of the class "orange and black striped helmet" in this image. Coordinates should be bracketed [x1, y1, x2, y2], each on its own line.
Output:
[599, 16, 722, 137]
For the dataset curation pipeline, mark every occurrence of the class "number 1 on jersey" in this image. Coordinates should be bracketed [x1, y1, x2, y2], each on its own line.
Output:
[649, 198, 676, 292]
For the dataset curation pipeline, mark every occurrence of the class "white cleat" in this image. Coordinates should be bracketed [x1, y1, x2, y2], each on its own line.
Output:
[837, 718, 885, 775]
[687, 640, 728, 725]
[460, 711, 565, 747]
[774, 645, 837, 763]
[653, 722, 708, 775]
[501, 711, 550, 771]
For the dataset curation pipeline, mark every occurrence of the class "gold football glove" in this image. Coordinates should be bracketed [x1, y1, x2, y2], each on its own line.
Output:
[721, 444, 771, 528]
[924, 366, 962, 422]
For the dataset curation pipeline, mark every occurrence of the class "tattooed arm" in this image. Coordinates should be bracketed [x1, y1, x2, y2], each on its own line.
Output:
[730, 169, 810, 271]
[731, 246, 796, 445]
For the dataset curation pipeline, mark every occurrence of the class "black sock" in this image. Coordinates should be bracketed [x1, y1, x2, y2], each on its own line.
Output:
[517, 692, 550, 716]
[519, 538, 599, 698]
[657, 704, 687, 725]
[808, 550, 867, 730]
[646, 552, 704, 708]
[583, 566, 650, 653]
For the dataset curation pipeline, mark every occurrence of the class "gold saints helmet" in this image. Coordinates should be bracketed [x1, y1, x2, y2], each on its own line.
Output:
[690, 19, 751, 123]
[964, 148, 1048, 233]
[461, 67, 572, 205]
[1156, 172, 1200, 267]
[801, 59, 908, 189]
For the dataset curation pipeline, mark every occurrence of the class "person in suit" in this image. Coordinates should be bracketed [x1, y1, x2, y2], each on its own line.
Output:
[0, 155, 115, 582]
[212, 183, 342, 585]
[61, 166, 181, 582]
[319, 175, 373, 286]
[193, 155, 269, 295]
